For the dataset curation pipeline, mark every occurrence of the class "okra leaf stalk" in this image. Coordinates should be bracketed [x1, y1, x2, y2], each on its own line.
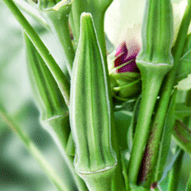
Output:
[24, 33, 87, 191]
[3, 0, 70, 105]
[28, 0, 75, 76]
[128, 0, 173, 184]
[70, 13, 117, 191]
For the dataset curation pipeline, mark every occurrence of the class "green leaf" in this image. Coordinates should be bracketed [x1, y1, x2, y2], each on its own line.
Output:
[114, 111, 131, 151]
[173, 120, 191, 156]
[127, 96, 141, 153]
[130, 184, 150, 191]
[186, 174, 191, 191]
[175, 33, 191, 83]
[154, 90, 177, 182]
[175, 103, 191, 119]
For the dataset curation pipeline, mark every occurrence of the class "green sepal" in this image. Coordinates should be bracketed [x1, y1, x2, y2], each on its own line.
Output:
[110, 72, 141, 100]
[70, 13, 117, 191]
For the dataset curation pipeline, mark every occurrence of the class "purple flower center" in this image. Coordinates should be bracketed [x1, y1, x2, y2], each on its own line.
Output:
[115, 42, 140, 73]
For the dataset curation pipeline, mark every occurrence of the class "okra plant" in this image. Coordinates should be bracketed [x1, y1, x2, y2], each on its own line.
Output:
[1, 0, 191, 190]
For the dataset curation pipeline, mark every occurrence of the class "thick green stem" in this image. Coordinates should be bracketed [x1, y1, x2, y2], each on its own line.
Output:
[40, 5, 75, 76]
[140, 90, 177, 187]
[3, 0, 70, 105]
[0, 106, 71, 191]
[128, 70, 166, 184]
[69, 0, 111, 63]
[137, 0, 191, 187]
[111, 124, 126, 191]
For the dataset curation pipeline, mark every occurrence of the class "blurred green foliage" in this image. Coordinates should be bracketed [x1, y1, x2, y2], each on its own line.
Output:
[0, 2, 74, 190]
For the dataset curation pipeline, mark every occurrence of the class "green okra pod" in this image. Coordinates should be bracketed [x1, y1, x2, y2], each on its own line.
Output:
[70, 13, 117, 191]
[128, 0, 174, 184]
[24, 33, 87, 191]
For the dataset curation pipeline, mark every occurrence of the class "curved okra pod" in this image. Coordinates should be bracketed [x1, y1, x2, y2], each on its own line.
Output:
[28, 0, 75, 76]
[128, 0, 174, 184]
[70, 13, 117, 191]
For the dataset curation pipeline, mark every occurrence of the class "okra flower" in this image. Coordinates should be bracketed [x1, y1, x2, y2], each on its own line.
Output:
[106, 0, 190, 103]
[108, 42, 141, 101]
[105, 0, 189, 49]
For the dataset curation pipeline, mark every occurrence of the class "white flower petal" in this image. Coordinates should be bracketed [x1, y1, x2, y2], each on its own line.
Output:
[105, 0, 189, 48]
[105, 0, 144, 47]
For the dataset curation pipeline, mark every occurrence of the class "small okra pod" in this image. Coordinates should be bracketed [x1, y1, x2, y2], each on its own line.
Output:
[24, 32, 70, 148]
[25, 33, 87, 191]
[128, 0, 174, 184]
[70, 13, 117, 191]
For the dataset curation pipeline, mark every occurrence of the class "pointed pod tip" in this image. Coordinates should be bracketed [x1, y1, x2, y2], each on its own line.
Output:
[80, 12, 94, 24]
[81, 12, 92, 18]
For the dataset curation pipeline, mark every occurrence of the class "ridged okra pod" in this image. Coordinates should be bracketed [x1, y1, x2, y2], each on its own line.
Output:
[24, 33, 87, 191]
[128, 0, 174, 184]
[70, 13, 117, 191]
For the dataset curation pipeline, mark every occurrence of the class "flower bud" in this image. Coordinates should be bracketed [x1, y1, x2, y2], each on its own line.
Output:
[108, 43, 141, 101]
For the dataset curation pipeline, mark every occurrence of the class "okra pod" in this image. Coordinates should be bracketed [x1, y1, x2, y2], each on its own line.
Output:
[24, 33, 87, 191]
[128, 0, 174, 184]
[70, 13, 117, 191]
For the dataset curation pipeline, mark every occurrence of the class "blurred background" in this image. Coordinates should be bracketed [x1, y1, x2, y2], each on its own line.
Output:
[0, 1, 191, 191]
[0, 1, 74, 190]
